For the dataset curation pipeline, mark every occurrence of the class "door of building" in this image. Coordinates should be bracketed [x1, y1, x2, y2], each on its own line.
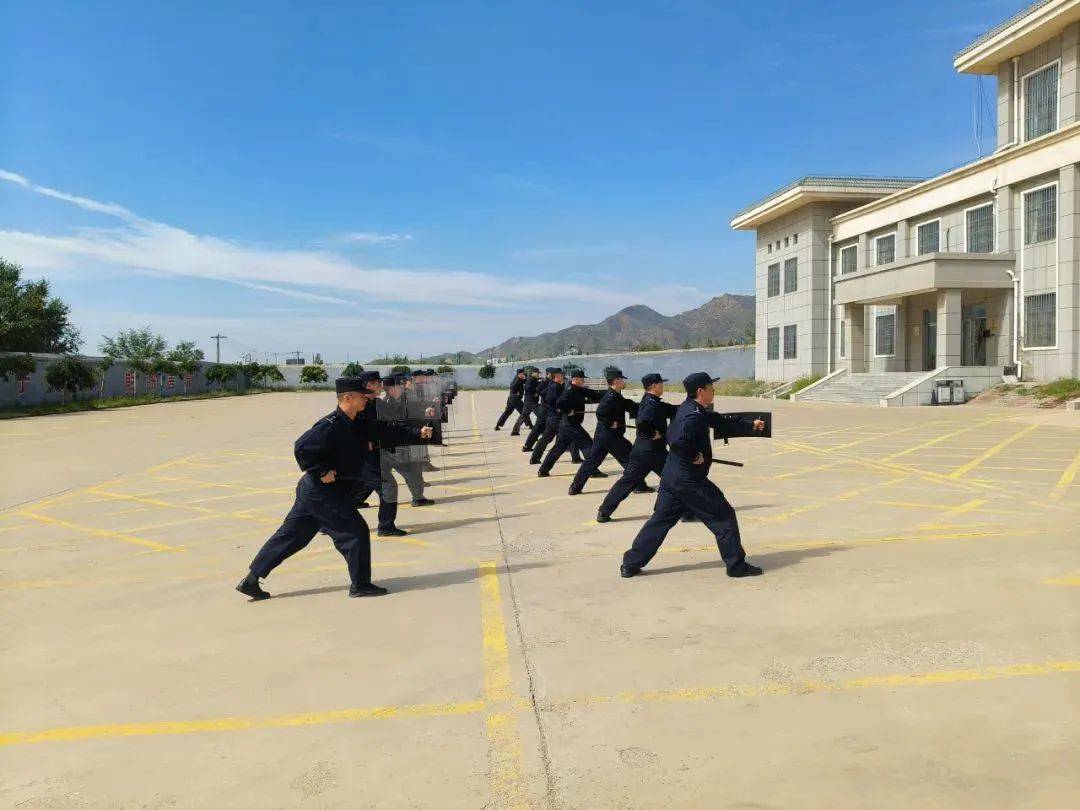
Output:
[922, 309, 937, 370]
[962, 305, 987, 366]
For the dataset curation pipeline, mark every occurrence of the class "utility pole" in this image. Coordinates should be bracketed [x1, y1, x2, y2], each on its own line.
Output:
[211, 334, 228, 364]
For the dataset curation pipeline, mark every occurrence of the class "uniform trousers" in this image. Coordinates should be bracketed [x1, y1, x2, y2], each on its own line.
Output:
[623, 476, 746, 573]
[249, 476, 371, 586]
[354, 457, 399, 532]
[511, 400, 539, 434]
[598, 440, 666, 518]
[538, 420, 593, 475]
[381, 452, 425, 503]
[523, 406, 548, 450]
[569, 426, 631, 492]
[495, 395, 528, 429]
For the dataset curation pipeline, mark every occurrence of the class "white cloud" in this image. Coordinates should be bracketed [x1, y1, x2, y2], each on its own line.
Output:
[339, 231, 413, 244]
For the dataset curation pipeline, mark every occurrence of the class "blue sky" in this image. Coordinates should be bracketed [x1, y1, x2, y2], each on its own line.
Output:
[2, 0, 1023, 362]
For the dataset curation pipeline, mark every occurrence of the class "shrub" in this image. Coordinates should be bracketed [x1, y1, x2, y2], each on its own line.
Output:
[342, 362, 365, 377]
[0, 353, 36, 381]
[477, 363, 496, 380]
[44, 355, 99, 404]
[206, 363, 239, 389]
[436, 364, 453, 374]
[299, 365, 329, 386]
[631, 341, 665, 352]
[390, 364, 411, 375]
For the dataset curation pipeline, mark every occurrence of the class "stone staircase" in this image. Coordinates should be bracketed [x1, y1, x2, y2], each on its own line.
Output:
[797, 371, 927, 405]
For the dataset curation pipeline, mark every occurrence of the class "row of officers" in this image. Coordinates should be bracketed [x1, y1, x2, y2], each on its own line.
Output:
[498, 365, 770, 578]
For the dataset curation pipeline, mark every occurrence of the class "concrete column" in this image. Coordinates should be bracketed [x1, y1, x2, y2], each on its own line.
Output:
[896, 221, 910, 260]
[846, 303, 866, 372]
[936, 290, 962, 368]
[995, 185, 1014, 253]
[857, 233, 869, 270]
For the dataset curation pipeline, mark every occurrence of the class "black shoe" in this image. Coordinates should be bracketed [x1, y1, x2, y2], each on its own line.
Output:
[411, 498, 435, 507]
[727, 562, 764, 578]
[236, 575, 271, 601]
[349, 582, 389, 597]
[634, 484, 654, 493]
[510, 432, 520, 436]
[570, 458, 583, 464]
[529, 458, 540, 465]
[590, 470, 608, 478]
[537, 470, 550, 478]
[378, 526, 408, 537]
[494, 426, 501, 431]
[620, 565, 640, 578]
[568, 486, 582, 496]
[522, 446, 532, 452]
[596, 512, 611, 523]
[357, 501, 371, 508]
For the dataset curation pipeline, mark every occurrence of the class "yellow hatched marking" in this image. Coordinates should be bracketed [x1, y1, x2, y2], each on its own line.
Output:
[880, 416, 1007, 462]
[15, 511, 181, 553]
[917, 498, 986, 529]
[1050, 446, 1080, 500]
[947, 424, 1039, 479]
[1043, 573, 1080, 587]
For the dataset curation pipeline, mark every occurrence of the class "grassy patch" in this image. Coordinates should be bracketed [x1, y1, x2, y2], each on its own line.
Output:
[0, 387, 294, 420]
[712, 378, 774, 397]
[1031, 377, 1080, 406]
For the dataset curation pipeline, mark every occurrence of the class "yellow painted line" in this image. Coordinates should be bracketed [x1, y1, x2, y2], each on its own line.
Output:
[521, 495, 566, 507]
[478, 561, 526, 808]
[0, 523, 36, 533]
[1050, 446, 1080, 500]
[746, 476, 904, 525]
[772, 459, 844, 480]
[15, 511, 182, 553]
[1043, 573, 1080, 587]
[917, 498, 986, 529]
[880, 417, 1006, 462]
[0, 701, 487, 747]
[552, 660, 1080, 710]
[86, 489, 279, 525]
[947, 424, 1039, 479]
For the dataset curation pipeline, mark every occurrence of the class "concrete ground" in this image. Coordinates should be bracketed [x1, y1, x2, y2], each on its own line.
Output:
[1, 390, 1078, 809]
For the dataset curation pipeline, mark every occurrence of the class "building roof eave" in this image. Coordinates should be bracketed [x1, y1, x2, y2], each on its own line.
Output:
[954, 0, 1080, 75]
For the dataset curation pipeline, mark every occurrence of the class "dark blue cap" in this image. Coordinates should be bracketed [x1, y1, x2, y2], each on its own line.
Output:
[336, 377, 368, 394]
[683, 372, 721, 396]
[359, 370, 381, 386]
[641, 373, 668, 388]
[605, 368, 626, 382]
[570, 369, 586, 379]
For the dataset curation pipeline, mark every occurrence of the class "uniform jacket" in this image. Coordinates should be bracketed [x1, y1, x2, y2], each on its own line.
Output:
[665, 399, 754, 483]
[542, 380, 564, 413]
[508, 376, 525, 399]
[595, 389, 639, 435]
[555, 383, 604, 425]
[633, 392, 678, 444]
[293, 407, 419, 491]
[523, 377, 541, 403]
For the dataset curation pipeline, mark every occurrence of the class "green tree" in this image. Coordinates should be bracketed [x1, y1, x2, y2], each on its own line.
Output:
[0, 258, 81, 353]
[299, 365, 329, 386]
[166, 341, 205, 393]
[632, 341, 665, 353]
[682, 341, 692, 350]
[97, 356, 115, 398]
[205, 363, 238, 390]
[370, 353, 410, 365]
[44, 355, 98, 404]
[742, 322, 756, 344]
[477, 363, 496, 380]
[262, 364, 285, 385]
[390, 364, 411, 375]
[436, 364, 453, 374]
[342, 362, 364, 377]
[99, 328, 167, 395]
[151, 356, 179, 395]
[0, 353, 36, 401]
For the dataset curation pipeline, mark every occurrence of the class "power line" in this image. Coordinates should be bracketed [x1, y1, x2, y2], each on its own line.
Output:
[210, 334, 228, 364]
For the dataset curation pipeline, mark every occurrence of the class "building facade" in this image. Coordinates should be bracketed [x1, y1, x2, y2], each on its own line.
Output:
[731, 0, 1080, 400]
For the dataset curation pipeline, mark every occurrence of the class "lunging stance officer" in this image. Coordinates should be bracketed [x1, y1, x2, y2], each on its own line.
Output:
[537, 368, 602, 477]
[522, 368, 554, 452]
[620, 372, 767, 579]
[511, 366, 541, 436]
[236, 377, 433, 600]
[494, 368, 530, 431]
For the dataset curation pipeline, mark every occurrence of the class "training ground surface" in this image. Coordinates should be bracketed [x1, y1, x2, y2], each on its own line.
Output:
[1, 391, 1078, 809]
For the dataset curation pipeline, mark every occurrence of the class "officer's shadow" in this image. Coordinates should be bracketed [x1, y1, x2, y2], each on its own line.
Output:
[649, 545, 843, 577]
[272, 561, 550, 599]
[408, 512, 528, 534]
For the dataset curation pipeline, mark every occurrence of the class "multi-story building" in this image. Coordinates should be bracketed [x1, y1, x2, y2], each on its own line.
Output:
[731, 0, 1080, 405]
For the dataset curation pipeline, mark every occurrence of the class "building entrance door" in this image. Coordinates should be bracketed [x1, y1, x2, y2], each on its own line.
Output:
[962, 305, 987, 366]
[922, 309, 937, 370]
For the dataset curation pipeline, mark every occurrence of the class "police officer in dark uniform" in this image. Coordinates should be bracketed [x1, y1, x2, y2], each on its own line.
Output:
[568, 367, 654, 496]
[596, 373, 674, 522]
[510, 366, 541, 436]
[353, 370, 409, 537]
[494, 368, 530, 431]
[528, 368, 565, 463]
[236, 377, 434, 600]
[379, 374, 431, 507]
[537, 368, 602, 477]
[522, 367, 555, 453]
[620, 372, 766, 579]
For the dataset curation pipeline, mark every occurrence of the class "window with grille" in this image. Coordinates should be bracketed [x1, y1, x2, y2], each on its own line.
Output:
[767, 263, 780, 297]
[875, 234, 895, 265]
[839, 319, 846, 358]
[783, 258, 797, 293]
[1024, 292, 1056, 347]
[875, 312, 895, 356]
[839, 245, 857, 274]
[767, 243, 772, 254]
[767, 327, 780, 360]
[1024, 62, 1059, 141]
[783, 325, 797, 359]
[966, 204, 994, 253]
[1024, 185, 1056, 244]
[792, 233, 798, 245]
[917, 220, 940, 255]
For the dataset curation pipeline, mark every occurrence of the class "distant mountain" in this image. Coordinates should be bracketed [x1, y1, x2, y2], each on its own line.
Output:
[414, 294, 754, 364]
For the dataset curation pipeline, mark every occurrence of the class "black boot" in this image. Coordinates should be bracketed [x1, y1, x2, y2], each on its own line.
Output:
[620, 565, 640, 578]
[633, 484, 654, 493]
[411, 498, 435, 507]
[378, 526, 408, 537]
[350, 582, 389, 597]
[727, 562, 764, 578]
[236, 572, 271, 601]
[596, 511, 612, 523]
[590, 470, 608, 478]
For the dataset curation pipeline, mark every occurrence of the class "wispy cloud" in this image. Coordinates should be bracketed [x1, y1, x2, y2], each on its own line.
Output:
[339, 231, 413, 245]
[0, 170, 702, 315]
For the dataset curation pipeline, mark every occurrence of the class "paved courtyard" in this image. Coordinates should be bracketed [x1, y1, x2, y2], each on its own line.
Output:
[1, 390, 1078, 808]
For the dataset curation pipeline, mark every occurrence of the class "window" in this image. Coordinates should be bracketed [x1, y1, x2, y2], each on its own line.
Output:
[839, 319, 846, 358]
[917, 220, 940, 255]
[783, 258, 798, 293]
[783, 325, 797, 359]
[875, 311, 896, 356]
[767, 243, 772, 254]
[792, 233, 798, 245]
[875, 233, 896, 265]
[1024, 292, 1056, 348]
[1024, 62, 1059, 141]
[767, 327, 780, 360]
[784, 236, 789, 247]
[1024, 185, 1056, 244]
[767, 263, 780, 297]
[966, 203, 995, 253]
[839, 245, 857, 274]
